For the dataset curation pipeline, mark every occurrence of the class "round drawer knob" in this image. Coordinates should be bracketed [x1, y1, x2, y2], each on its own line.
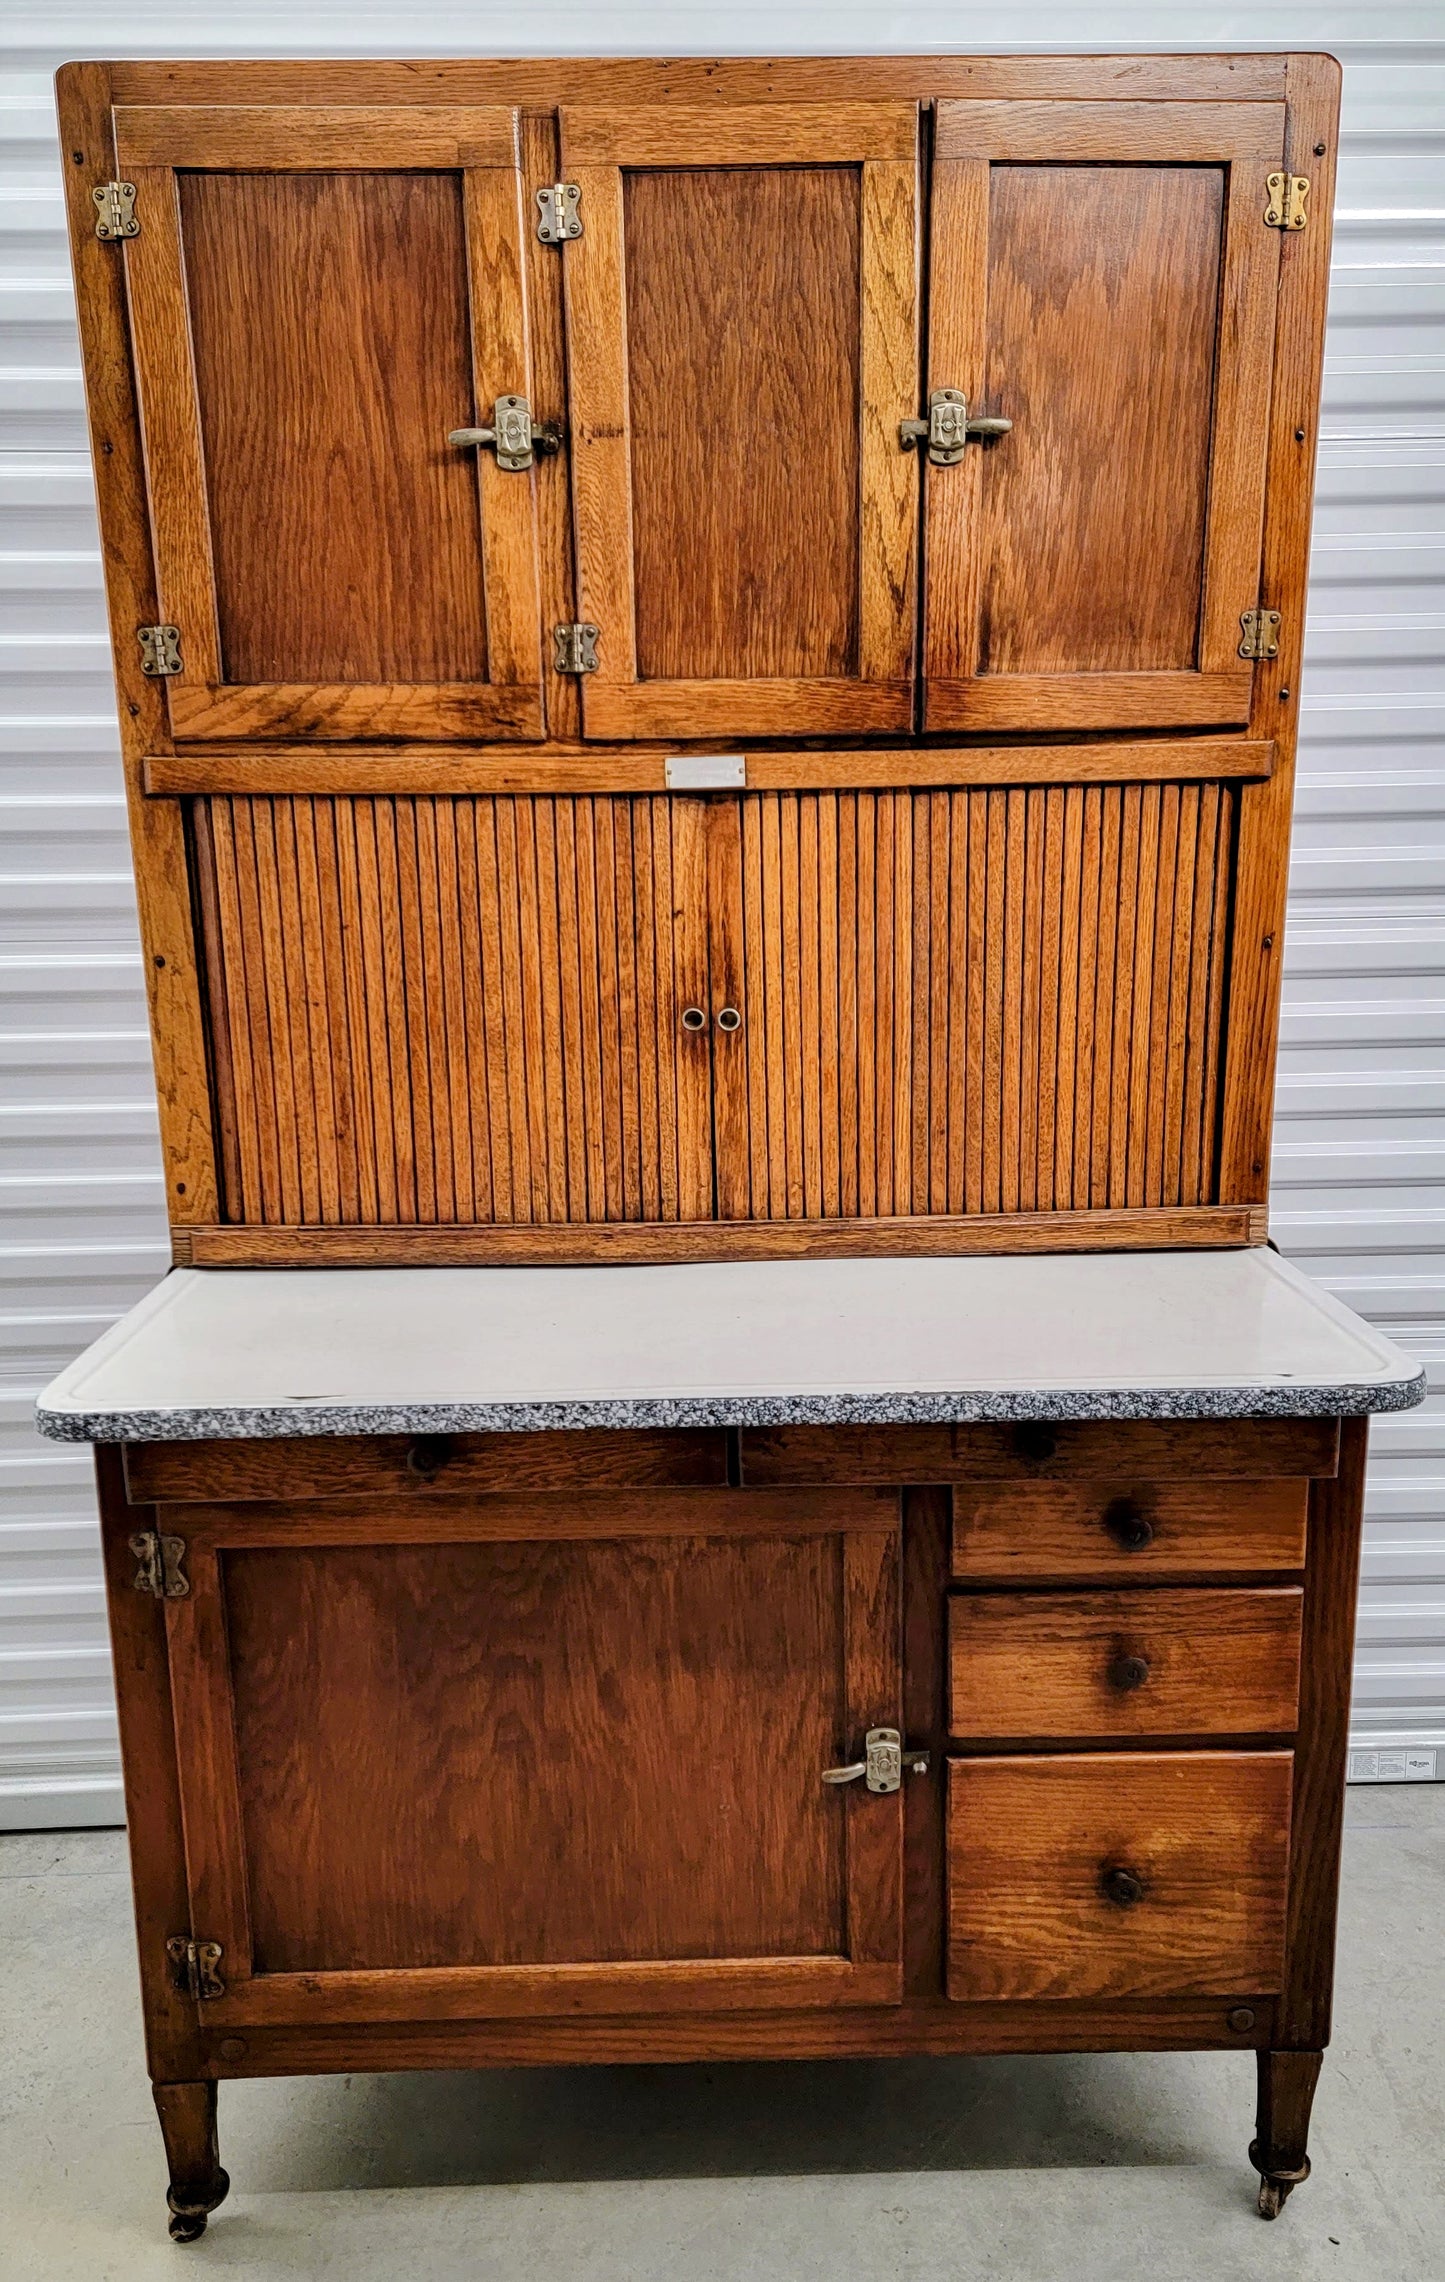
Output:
[1100, 1863, 1147, 1908]
[1012, 1423, 1058, 1465]
[681, 1006, 707, 1032]
[1103, 1496, 1154, 1552]
[1107, 1652, 1151, 1693]
[406, 1434, 454, 1482]
[715, 1005, 742, 1032]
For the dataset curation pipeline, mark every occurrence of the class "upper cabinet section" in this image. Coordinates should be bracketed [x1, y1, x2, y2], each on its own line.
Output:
[921, 101, 1285, 732]
[113, 105, 546, 740]
[558, 103, 922, 741]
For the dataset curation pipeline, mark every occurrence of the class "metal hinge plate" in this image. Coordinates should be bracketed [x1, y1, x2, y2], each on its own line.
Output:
[553, 622, 600, 674]
[167, 1937, 225, 2002]
[1239, 607, 1283, 661]
[138, 624, 182, 677]
[537, 183, 583, 242]
[130, 1529, 189, 1600]
[1264, 172, 1310, 231]
[93, 180, 138, 240]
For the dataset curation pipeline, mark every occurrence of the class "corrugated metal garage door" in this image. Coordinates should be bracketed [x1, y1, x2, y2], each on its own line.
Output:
[1, 7, 1442, 1825]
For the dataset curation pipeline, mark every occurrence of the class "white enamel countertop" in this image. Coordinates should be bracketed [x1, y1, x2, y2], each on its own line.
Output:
[34, 1248, 1424, 1442]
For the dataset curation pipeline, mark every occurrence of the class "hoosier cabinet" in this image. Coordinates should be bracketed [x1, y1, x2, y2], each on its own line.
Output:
[43, 47, 1423, 2241]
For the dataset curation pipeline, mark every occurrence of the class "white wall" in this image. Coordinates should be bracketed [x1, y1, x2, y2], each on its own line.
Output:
[1, 4, 1442, 1824]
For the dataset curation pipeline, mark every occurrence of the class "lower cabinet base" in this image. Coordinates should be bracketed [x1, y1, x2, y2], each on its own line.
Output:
[149, 2037, 1327, 2241]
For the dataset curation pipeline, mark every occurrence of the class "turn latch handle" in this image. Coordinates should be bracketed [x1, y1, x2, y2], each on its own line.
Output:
[822, 1728, 930, 1794]
[449, 394, 562, 472]
[899, 387, 1012, 465]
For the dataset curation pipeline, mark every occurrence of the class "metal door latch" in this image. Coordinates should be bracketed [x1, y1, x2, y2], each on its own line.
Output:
[536, 183, 583, 242]
[899, 388, 1012, 464]
[822, 1728, 929, 1794]
[448, 396, 562, 473]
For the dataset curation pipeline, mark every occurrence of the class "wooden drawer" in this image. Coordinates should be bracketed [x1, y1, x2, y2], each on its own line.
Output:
[124, 1429, 730, 1507]
[740, 1419, 1339, 1486]
[952, 1479, 1308, 1580]
[947, 1751, 1293, 2001]
[949, 1588, 1303, 1738]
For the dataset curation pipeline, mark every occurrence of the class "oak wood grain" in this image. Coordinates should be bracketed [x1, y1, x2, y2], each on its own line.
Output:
[125, 1429, 730, 1506]
[951, 1478, 1310, 1580]
[741, 1418, 1339, 1486]
[948, 1588, 1304, 1738]
[947, 1750, 1293, 2001]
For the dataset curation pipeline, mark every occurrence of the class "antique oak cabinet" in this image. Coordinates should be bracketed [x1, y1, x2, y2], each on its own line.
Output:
[48, 46, 1417, 2244]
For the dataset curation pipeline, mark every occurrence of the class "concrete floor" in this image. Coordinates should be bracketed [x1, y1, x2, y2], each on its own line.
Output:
[2, 1790, 1441, 2282]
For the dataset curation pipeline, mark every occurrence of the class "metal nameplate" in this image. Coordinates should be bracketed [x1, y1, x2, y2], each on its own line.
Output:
[664, 755, 747, 790]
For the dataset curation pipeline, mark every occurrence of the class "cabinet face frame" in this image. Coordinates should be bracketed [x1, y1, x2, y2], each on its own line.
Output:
[922, 100, 1286, 733]
[113, 105, 547, 742]
[557, 102, 922, 741]
[158, 1491, 906, 2023]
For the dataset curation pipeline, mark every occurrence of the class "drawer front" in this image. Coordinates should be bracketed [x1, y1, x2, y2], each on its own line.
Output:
[125, 1428, 730, 1506]
[952, 1479, 1308, 1580]
[947, 1750, 1293, 2001]
[949, 1588, 1303, 1738]
[740, 1419, 1339, 1486]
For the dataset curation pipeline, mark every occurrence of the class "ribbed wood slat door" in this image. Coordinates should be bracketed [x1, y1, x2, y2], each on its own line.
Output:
[709, 786, 1235, 1222]
[196, 795, 711, 1226]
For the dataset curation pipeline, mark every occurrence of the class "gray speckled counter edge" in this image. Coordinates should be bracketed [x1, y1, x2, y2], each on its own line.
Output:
[35, 1369, 1428, 1442]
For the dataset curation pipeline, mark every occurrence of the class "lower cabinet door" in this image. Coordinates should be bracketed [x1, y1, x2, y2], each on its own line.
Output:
[946, 1751, 1293, 2001]
[161, 1487, 905, 2024]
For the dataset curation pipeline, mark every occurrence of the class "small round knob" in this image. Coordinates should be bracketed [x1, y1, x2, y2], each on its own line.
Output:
[681, 1006, 707, 1032]
[1012, 1423, 1057, 1464]
[1107, 1652, 1151, 1693]
[406, 1433, 454, 1482]
[715, 1005, 742, 1032]
[1099, 1863, 1146, 1908]
[1103, 1496, 1154, 1552]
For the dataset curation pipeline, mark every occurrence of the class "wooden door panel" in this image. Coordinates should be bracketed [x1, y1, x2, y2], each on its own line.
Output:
[195, 793, 713, 1228]
[709, 784, 1235, 1223]
[560, 103, 920, 740]
[163, 1497, 904, 2020]
[923, 100, 1283, 731]
[115, 106, 545, 741]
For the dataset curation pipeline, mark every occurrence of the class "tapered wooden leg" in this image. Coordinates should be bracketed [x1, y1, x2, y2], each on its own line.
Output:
[153, 2082, 230, 2243]
[1250, 2049, 1323, 2218]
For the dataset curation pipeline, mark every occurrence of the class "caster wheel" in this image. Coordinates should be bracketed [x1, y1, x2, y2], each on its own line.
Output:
[168, 2211, 208, 2243]
[1257, 2177, 1291, 2220]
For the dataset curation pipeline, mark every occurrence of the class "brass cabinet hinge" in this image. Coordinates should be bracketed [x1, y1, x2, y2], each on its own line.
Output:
[447, 395, 562, 473]
[1239, 607, 1283, 661]
[93, 180, 138, 240]
[1264, 172, 1310, 231]
[137, 624, 183, 677]
[899, 387, 1012, 464]
[129, 1529, 189, 1600]
[167, 1937, 225, 2002]
[553, 622, 600, 674]
[536, 183, 583, 242]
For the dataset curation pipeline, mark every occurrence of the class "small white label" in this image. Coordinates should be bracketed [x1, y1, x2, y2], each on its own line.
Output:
[1348, 1746, 1438, 1784]
[664, 754, 747, 790]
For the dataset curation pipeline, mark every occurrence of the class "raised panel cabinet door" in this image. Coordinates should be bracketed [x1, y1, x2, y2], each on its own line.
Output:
[922, 101, 1285, 732]
[158, 1488, 905, 2023]
[113, 106, 546, 740]
[558, 103, 922, 740]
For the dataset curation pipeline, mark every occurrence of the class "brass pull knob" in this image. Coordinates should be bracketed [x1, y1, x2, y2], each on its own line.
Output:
[1108, 1652, 1151, 1693]
[1103, 1497, 1154, 1553]
[1100, 1864, 1146, 1908]
[449, 395, 562, 472]
[715, 1006, 742, 1032]
[681, 1006, 707, 1032]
